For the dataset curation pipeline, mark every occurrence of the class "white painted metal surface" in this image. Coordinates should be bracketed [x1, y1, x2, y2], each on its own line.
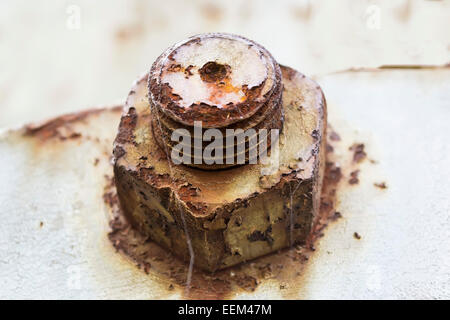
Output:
[1, 0, 449, 128]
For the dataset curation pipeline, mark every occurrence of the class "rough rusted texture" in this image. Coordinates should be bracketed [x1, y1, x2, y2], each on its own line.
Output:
[148, 33, 283, 169]
[349, 143, 367, 163]
[106, 135, 342, 298]
[24, 106, 122, 141]
[150, 100, 283, 169]
[149, 33, 282, 128]
[113, 63, 326, 272]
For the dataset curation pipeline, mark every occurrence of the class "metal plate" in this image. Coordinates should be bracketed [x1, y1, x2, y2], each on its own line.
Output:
[0, 67, 449, 299]
[1, 0, 449, 129]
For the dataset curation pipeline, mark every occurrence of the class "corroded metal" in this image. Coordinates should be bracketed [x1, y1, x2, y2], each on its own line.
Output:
[114, 59, 327, 271]
[148, 33, 284, 169]
[149, 33, 282, 127]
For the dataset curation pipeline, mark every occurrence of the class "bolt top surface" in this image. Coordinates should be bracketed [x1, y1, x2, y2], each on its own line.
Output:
[148, 33, 282, 128]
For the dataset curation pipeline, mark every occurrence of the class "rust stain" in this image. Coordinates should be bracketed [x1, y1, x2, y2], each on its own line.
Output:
[374, 182, 388, 189]
[207, 78, 246, 105]
[165, 62, 246, 105]
[290, 3, 313, 21]
[349, 143, 367, 163]
[150, 34, 282, 129]
[328, 64, 450, 76]
[348, 170, 360, 185]
[24, 106, 122, 142]
[115, 23, 145, 42]
[394, 0, 412, 22]
[103, 125, 368, 299]
[200, 3, 223, 22]
[16, 104, 374, 299]
[329, 130, 341, 142]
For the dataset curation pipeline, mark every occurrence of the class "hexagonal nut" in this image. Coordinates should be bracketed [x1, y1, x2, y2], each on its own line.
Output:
[113, 63, 326, 272]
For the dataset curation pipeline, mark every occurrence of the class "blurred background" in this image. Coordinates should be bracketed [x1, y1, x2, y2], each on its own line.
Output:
[0, 0, 449, 128]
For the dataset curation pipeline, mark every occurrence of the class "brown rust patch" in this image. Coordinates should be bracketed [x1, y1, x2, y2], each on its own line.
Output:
[149, 33, 282, 128]
[115, 23, 145, 42]
[349, 143, 367, 163]
[198, 61, 230, 83]
[374, 182, 388, 189]
[200, 3, 223, 22]
[329, 131, 341, 141]
[348, 170, 360, 185]
[394, 0, 412, 23]
[325, 161, 342, 184]
[24, 106, 122, 142]
[247, 226, 274, 246]
[114, 107, 137, 145]
[290, 3, 313, 21]
[104, 129, 350, 299]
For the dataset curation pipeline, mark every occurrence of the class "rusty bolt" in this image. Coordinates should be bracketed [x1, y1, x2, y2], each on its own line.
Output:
[113, 33, 327, 272]
[148, 33, 284, 169]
